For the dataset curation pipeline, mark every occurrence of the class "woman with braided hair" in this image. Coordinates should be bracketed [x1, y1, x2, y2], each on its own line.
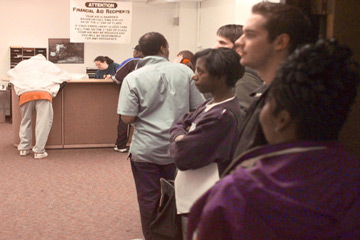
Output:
[187, 39, 360, 240]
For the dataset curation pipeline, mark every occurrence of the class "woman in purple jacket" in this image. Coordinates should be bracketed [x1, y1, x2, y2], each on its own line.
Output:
[187, 39, 360, 240]
[169, 47, 245, 238]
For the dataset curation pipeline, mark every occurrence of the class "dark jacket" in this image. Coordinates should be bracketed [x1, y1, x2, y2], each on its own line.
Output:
[170, 97, 245, 174]
[231, 84, 269, 161]
[235, 67, 263, 111]
[95, 62, 120, 79]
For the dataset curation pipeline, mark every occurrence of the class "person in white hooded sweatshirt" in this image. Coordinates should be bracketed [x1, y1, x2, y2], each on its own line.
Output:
[8, 54, 70, 159]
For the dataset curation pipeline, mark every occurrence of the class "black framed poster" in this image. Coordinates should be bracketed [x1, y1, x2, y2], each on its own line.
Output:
[48, 38, 84, 64]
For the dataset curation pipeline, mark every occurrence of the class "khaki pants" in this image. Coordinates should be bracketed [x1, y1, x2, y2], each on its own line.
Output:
[18, 100, 53, 153]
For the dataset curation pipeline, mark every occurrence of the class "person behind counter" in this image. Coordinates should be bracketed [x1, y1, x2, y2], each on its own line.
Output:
[94, 56, 120, 79]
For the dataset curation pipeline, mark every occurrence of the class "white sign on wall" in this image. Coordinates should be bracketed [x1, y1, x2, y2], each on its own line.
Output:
[70, 0, 132, 43]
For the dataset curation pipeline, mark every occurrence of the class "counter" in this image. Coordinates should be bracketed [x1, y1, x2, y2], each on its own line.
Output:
[11, 79, 121, 149]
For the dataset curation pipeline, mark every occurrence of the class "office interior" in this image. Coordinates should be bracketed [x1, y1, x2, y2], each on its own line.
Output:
[0, 0, 360, 239]
[0, 0, 359, 157]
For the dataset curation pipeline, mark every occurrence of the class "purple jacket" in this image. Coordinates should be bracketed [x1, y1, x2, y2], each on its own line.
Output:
[170, 97, 244, 174]
[188, 141, 360, 240]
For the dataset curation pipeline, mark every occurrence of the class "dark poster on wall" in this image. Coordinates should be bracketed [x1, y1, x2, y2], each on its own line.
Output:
[48, 38, 84, 64]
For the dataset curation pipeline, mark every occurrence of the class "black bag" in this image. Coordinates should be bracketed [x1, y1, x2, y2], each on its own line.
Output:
[150, 178, 182, 240]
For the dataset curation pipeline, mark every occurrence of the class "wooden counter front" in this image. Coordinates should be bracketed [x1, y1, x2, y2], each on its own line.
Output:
[12, 79, 121, 149]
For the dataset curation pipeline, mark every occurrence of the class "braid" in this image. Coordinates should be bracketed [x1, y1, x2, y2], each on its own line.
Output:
[270, 39, 360, 140]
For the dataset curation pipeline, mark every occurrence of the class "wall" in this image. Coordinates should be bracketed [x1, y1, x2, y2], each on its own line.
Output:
[0, 0, 275, 77]
[198, 0, 280, 49]
[0, 0, 278, 115]
[0, 0, 198, 115]
[177, 2, 199, 54]
[334, 0, 360, 158]
[0, 0, 194, 77]
[197, 0, 235, 49]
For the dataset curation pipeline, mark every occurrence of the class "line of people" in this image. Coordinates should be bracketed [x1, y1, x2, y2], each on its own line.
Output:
[7, 1, 360, 239]
[115, 2, 360, 240]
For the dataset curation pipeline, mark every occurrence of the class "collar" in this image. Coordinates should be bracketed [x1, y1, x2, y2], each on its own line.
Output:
[205, 96, 235, 112]
[249, 83, 269, 98]
[222, 141, 343, 177]
[137, 55, 168, 68]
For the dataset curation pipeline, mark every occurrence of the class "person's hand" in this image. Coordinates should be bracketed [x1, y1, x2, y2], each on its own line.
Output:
[175, 135, 185, 142]
[173, 54, 184, 63]
[104, 74, 112, 80]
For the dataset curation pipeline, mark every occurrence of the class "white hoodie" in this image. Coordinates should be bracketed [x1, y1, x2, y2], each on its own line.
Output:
[7, 54, 71, 97]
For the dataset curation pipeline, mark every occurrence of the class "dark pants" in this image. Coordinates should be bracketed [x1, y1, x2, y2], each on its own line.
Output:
[115, 115, 128, 148]
[131, 160, 176, 240]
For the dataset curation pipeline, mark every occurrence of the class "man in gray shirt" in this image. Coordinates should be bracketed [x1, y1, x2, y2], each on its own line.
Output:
[117, 32, 205, 240]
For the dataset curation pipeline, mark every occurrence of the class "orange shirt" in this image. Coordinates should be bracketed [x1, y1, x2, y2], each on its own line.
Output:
[19, 91, 52, 106]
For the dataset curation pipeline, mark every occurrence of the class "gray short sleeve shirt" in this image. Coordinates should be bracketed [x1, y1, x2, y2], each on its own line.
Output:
[117, 56, 205, 165]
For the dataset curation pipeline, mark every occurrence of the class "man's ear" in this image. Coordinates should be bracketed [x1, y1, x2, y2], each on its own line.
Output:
[160, 45, 167, 55]
[274, 33, 290, 51]
[275, 109, 292, 132]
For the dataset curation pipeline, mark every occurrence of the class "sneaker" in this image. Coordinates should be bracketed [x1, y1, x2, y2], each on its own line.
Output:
[34, 152, 48, 159]
[114, 145, 129, 153]
[20, 150, 30, 156]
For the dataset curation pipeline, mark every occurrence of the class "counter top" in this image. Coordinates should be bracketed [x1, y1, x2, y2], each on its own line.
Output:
[68, 79, 113, 83]
[2, 77, 114, 84]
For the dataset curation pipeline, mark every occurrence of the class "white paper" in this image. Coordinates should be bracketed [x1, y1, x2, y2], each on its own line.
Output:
[175, 163, 220, 214]
[70, 0, 132, 44]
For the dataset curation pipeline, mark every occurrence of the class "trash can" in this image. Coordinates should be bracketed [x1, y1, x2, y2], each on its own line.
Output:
[0, 82, 8, 123]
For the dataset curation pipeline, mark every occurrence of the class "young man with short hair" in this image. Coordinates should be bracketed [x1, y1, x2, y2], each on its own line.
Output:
[215, 24, 263, 111]
[214, 24, 243, 49]
[230, 2, 312, 159]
